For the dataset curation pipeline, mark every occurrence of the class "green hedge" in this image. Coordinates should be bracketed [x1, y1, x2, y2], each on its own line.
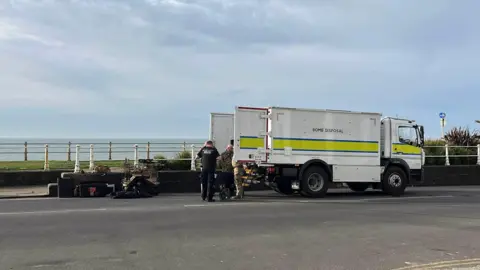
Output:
[424, 126, 480, 165]
[153, 151, 193, 170]
[424, 140, 478, 165]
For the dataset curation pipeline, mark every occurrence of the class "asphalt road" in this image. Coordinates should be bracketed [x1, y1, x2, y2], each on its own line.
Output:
[1, 187, 480, 270]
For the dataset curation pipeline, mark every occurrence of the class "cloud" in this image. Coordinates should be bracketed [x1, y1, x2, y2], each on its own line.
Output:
[0, 0, 479, 138]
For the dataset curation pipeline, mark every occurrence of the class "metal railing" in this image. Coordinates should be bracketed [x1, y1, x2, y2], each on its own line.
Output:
[423, 144, 480, 166]
[0, 141, 206, 171]
[1, 142, 479, 170]
[48, 143, 200, 172]
[0, 141, 205, 161]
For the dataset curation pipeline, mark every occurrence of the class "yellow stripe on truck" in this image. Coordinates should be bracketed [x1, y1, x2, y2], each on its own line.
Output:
[272, 137, 378, 153]
[392, 143, 422, 155]
[239, 136, 265, 149]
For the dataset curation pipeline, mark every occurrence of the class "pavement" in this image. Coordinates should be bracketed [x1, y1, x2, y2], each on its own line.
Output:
[1, 186, 480, 270]
[0, 185, 48, 198]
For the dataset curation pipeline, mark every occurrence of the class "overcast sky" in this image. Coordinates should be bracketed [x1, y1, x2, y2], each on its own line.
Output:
[0, 0, 479, 139]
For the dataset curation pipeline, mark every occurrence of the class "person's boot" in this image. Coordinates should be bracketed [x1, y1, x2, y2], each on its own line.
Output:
[231, 190, 242, 199]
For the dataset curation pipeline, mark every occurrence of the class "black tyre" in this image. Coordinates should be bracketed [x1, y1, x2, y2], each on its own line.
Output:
[300, 166, 329, 198]
[347, 183, 370, 192]
[275, 176, 295, 195]
[382, 166, 407, 196]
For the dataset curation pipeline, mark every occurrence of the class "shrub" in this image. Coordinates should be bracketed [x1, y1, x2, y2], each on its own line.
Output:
[444, 126, 480, 146]
[423, 139, 446, 165]
[153, 153, 169, 169]
[445, 127, 480, 165]
[423, 127, 480, 165]
[448, 146, 477, 165]
[153, 154, 167, 160]
[167, 151, 192, 170]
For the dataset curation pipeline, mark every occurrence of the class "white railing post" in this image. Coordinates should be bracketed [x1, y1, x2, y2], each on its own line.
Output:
[477, 144, 480, 165]
[74, 144, 81, 173]
[133, 144, 139, 167]
[190, 144, 196, 171]
[43, 144, 49, 171]
[445, 144, 450, 166]
[89, 144, 95, 171]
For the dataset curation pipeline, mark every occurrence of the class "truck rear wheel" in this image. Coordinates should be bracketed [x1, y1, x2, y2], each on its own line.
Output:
[347, 183, 370, 192]
[382, 166, 407, 196]
[300, 166, 329, 198]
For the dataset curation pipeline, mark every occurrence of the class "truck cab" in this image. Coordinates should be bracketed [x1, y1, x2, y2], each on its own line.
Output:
[381, 117, 425, 184]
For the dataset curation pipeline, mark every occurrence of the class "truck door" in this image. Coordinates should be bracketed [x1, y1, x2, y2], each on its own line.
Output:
[209, 113, 234, 149]
[234, 106, 269, 163]
[391, 122, 422, 170]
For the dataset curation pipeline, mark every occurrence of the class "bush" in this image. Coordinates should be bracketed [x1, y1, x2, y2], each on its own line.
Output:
[444, 126, 480, 146]
[423, 127, 480, 165]
[448, 146, 477, 165]
[166, 151, 192, 170]
[423, 139, 446, 165]
[153, 153, 169, 168]
[153, 154, 167, 160]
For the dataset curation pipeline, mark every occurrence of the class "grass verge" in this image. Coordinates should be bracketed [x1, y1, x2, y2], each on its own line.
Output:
[0, 160, 130, 171]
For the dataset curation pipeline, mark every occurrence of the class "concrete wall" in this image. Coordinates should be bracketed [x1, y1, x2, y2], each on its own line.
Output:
[418, 165, 480, 186]
[0, 170, 70, 187]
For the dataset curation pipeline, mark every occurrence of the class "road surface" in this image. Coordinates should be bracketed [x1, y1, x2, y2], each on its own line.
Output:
[1, 187, 480, 270]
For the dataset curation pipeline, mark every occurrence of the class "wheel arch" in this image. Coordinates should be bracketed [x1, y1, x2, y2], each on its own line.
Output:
[298, 159, 332, 182]
[382, 158, 411, 183]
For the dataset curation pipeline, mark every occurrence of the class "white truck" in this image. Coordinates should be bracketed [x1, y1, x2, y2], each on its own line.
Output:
[233, 106, 425, 197]
[209, 112, 234, 149]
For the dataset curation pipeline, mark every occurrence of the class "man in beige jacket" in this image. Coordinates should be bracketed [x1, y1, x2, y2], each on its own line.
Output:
[232, 159, 245, 199]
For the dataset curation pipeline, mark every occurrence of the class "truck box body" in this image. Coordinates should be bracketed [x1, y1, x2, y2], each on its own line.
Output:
[267, 107, 381, 167]
[209, 112, 234, 149]
[234, 106, 383, 182]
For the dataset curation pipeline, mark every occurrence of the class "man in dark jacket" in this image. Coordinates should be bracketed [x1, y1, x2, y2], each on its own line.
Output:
[196, 140, 220, 202]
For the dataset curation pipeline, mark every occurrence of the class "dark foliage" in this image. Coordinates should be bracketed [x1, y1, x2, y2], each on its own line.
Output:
[425, 127, 480, 165]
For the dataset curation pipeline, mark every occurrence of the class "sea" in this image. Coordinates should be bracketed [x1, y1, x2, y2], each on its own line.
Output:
[0, 138, 206, 161]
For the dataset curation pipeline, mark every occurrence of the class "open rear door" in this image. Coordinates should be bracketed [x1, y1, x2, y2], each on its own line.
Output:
[209, 112, 234, 149]
[234, 106, 269, 163]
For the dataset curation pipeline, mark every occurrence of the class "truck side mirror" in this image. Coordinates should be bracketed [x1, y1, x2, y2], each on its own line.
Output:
[419, 125, 425, 147]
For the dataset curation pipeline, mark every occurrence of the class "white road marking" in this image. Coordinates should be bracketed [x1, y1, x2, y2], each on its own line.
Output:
[184, 202, 265, 207]
[0, 208, 108, 216]
[361, 195, 454, 201]
[183, 195, 457, 206]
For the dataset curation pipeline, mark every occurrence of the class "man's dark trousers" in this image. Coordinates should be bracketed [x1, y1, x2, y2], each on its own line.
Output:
[201, 169, 216, 201]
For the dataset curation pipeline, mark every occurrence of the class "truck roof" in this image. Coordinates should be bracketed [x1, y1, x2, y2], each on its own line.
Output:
[263, 106, 383, 116]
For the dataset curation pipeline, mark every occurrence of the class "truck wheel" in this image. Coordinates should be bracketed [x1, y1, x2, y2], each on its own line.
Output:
[382, 166, 407, 197]
[300, 166, 329, 198]
[347, 183, 370, 192]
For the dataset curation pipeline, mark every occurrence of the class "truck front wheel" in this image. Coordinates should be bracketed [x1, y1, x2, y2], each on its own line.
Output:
[382, 166, 407, 196]
[300, 165, 329, 198]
